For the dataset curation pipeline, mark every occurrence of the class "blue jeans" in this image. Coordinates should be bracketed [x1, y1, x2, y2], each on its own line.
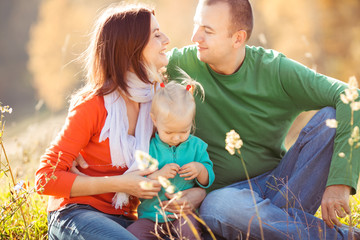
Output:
[47, 204, 137, 240]
[200, 107, 350, 239]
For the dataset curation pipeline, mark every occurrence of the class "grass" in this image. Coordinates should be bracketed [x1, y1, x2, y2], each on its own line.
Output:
[1, 104, 360, 239]
[0, 180, 49, 239]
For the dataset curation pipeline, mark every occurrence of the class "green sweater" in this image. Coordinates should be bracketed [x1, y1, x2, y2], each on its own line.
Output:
[138, 133, 215, 222]
[166, 45, 360, 193]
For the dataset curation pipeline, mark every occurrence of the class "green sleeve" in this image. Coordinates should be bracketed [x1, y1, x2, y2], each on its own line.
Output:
[279, 57, 360, 194]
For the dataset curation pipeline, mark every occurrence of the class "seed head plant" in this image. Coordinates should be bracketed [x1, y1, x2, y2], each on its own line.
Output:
[0, 102, 58, 239]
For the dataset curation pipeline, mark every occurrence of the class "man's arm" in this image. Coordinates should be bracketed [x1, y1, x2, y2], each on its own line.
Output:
[162, 187, 206, 216]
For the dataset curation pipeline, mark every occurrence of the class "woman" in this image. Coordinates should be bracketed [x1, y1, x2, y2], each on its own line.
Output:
[35, 3, 169, 239]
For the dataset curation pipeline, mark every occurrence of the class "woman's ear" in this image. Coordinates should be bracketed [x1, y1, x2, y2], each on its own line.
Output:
[232, 30, 247, 49]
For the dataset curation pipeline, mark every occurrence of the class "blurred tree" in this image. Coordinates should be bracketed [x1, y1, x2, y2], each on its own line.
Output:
[27, 0, 197, 111]
[316, 0, 360, 80]
[26, 0, 360, 112]
[0, 0, 40, 121]
[253, 0, 360, 81]
[28, 0, 97, 111]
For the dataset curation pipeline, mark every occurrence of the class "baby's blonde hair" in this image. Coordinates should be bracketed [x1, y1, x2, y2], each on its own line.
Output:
[151, 69, 204, 125]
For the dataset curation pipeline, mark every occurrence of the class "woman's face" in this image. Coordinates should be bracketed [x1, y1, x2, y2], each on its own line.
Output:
[142, 15, 170, 70]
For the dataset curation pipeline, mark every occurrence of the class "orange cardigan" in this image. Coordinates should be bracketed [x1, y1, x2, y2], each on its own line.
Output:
[35, 95, 138, 219]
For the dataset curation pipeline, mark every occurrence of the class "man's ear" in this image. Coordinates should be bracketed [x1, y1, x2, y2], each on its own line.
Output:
[232, 30, 247, 48]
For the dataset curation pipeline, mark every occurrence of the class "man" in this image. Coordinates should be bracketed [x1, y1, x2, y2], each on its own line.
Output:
[166, 0, 360, 239]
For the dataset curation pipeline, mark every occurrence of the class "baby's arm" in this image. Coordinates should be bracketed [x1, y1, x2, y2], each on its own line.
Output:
[179, 162, 209, 186]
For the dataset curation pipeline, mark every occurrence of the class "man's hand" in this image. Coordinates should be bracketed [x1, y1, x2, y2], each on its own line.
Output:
[162, 187, 206, 218]
[70, 154, 89, 176]
[321, 185, 351, 228]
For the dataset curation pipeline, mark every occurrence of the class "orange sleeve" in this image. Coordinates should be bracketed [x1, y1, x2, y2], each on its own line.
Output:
[35, 96, 105, 198]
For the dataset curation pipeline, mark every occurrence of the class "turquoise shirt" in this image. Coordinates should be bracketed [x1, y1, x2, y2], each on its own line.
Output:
[137, 133, 215, 222]
[166, 45, 360, 193]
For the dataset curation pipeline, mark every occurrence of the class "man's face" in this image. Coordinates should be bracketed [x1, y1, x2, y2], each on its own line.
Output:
[191, 1, 234, 70]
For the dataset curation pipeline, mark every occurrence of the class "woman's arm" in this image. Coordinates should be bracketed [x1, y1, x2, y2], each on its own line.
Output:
[70, 169, 161, 199]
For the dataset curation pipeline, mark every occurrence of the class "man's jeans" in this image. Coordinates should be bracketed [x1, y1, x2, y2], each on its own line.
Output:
[200, 107, 351, 239]
[47, 204, 137, 240]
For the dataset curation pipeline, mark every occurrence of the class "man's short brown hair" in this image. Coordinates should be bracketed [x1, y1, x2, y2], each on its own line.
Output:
[202, 0, 253, 40]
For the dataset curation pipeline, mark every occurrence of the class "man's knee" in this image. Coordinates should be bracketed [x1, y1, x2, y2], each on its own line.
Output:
[200, 188, 259, 221]
[318, 106, 336, 119]
[200, 188, 261, 239]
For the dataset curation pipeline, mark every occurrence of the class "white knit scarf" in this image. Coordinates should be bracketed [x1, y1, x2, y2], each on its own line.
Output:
[99, 71, 154, 209]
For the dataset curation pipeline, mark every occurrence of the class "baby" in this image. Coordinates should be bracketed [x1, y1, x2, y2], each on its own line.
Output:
[127, 79, 215, 240]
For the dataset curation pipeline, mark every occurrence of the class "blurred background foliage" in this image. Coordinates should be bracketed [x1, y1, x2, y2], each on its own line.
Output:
[0, 2, 359, 237]
[1, 0, 360, 121]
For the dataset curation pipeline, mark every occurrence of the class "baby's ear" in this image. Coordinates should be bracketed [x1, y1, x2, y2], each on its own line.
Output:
[150, 113, 156, 126]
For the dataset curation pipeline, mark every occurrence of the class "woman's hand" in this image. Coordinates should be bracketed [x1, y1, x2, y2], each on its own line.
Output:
[161, 187, 206, 217]
[119, 169, 162, 199]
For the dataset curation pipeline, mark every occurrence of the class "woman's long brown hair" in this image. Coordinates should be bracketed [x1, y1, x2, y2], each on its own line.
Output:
[71, 4, 154, 107]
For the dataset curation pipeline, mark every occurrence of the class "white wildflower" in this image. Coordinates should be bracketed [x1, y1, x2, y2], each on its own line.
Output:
[345, 88, 358, 102]
[351, 102, 360, 111]
[225, 145, 235, 155]
[338, 152, 346, 158]
[14, 180, 25, 193]
[351, 126, 359, 140]
[348, 76, 358, 90]
[135, 150, 158, 171]
[305, 52, 312, 58]
[173, 191, 183, 199]
[340, 94, 350, 104]
[325, 119, 338, 128]
[158, 176, 171, 188]
[225, 130, 243, 155]
[165, 185, 175, 194]
[348, 138, 354, 147]
[158, 176, 175, 194]
[258, 33, 267, 46]
[1, 106, 12, 114]
[139, 181, 154, 190]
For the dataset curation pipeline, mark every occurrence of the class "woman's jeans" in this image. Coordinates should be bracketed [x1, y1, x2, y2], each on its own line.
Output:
[200, 107, 351, 239]
[47, 204, 137, 240]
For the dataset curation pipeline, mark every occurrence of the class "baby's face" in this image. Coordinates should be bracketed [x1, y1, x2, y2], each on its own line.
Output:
[155, 114, 192, 147]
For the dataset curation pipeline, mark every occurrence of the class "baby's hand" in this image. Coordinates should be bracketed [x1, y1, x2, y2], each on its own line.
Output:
[156, 163, 180, 179]
[179, 162, 204, 180]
